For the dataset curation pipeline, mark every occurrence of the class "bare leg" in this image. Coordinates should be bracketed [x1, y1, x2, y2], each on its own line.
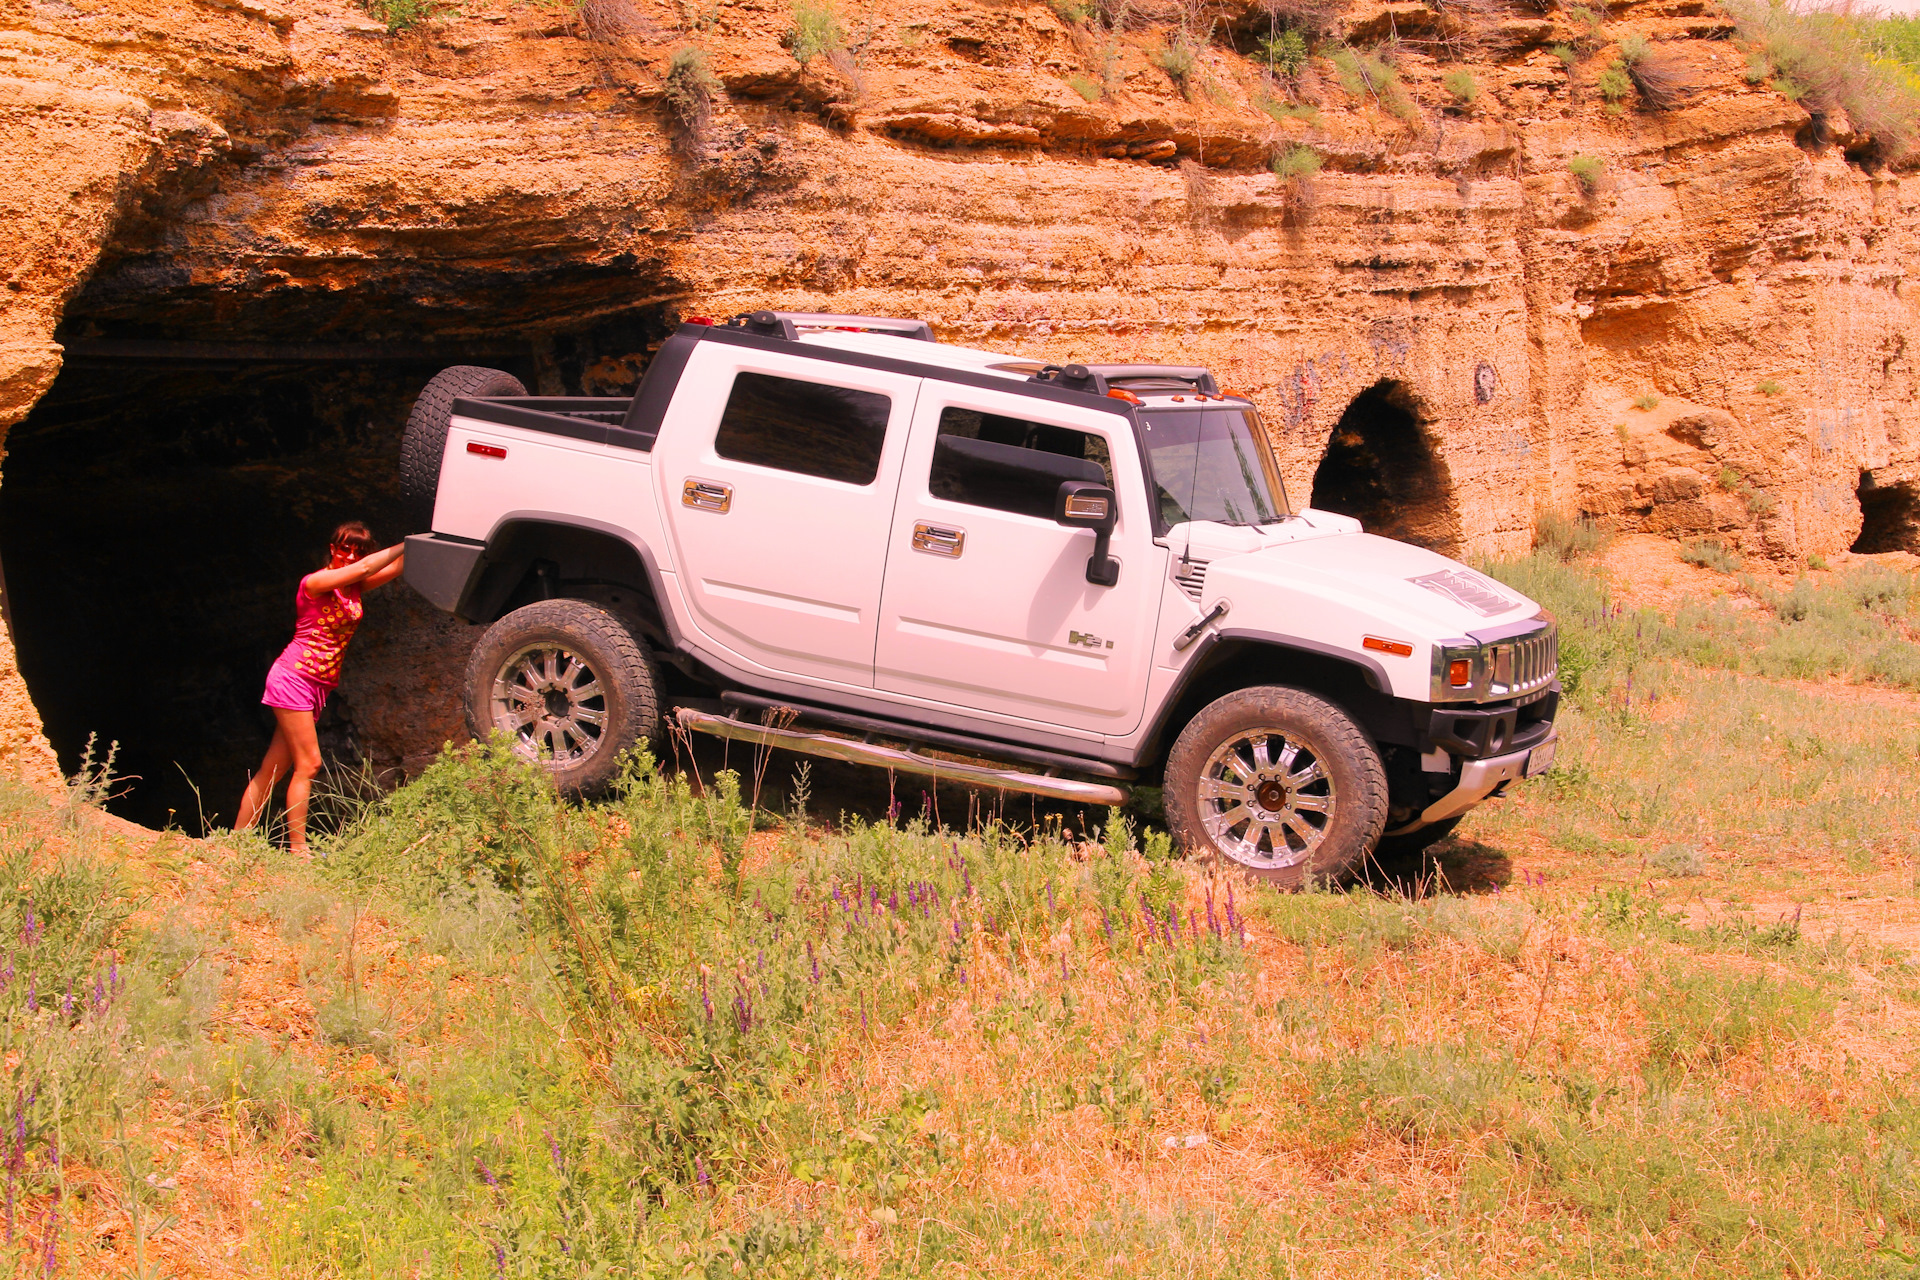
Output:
[235, 724, 295, 834]
[274, 707, 325, 856]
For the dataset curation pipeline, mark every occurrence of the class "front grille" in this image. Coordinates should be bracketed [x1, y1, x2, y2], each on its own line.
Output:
[1173, 558, 1208, 601]
[1490, 625, 1557, 698]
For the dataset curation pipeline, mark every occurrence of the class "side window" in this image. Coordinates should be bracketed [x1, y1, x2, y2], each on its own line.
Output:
[929, 408, 1114, 519]
[714, 372, 892, 485]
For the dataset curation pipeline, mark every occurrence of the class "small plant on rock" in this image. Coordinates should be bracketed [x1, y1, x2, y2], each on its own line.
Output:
[1551, 42, 1578, 70]
[1597, 59, 1633, 109]
[1272, 142, 1324, 180]
[1568, 153, 1605, 193]
[1260, 29, 1310, 78]
[362, 0, 440, 31]
[1067, 73, 1103, 102]
[1618, 31, 1691, 109]
[1756, 378, 1784, 395]
[1047, 0, 1093, 23]
[1443, 69, 1478, 105]
[664, 46, 720, 145]
[1152, 29, 1201, 92]
[1633, 393, 1660, 411]
[788, 0, 843, 67]
[1681, 539, 1743, 574]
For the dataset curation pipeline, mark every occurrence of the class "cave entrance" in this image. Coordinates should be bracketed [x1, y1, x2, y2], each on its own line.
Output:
[0, 313, 674, 830]
[1852, 470, 1920, 553]
[1308, 380, 1461, 554]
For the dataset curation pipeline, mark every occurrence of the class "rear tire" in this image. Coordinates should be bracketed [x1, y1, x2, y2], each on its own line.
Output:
[464, 599, 660, 798]
[1163, 686, 1388, 888]
[399, 365, 527, 531]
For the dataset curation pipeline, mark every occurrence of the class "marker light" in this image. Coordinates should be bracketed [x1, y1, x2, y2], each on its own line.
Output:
[1448, 658, 1473, 687]
[1363, 636, 1414, 657]
[467, 441, 507, 458]
[1064, 494, 1111, 521]
[1107, 388, 1143, 404]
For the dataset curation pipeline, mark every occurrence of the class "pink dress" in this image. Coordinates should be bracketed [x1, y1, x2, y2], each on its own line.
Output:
[261, 575, 364, 715]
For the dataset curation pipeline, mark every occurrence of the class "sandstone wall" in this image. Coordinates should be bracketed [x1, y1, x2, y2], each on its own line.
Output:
[2, 0, 1917, 788]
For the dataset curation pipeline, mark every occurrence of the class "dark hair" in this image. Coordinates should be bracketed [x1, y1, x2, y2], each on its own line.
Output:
[330, 520, 377, 559]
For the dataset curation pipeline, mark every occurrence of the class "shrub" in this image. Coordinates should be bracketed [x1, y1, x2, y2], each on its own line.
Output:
[1047, 0, 1092, 23]
[1756, 378, 1784, 395]
[1272, 142, 1324, 180]
[663, 46, 720, 141]
[1328, 46, 1419, 121]
[1259, 98, 1320, 124]
[1597, 59, 1633, 107]
[1551, 42, 1578, 70]
[1651, 843, 1706, 877]
[362, 0, 439, 31]
[1151, 30, 1201, 89]
[788, 0, 843, 67]
[1568, 153, 1605, 192]
[1066, 73, 1103, 101]
[1260, 29, 1310, 77]
[1681, 539, 1742, 574]
[1633, 393, 1660, 410]
[1728, 0, 1920, 164]
[1443, 69, 1478, 104]
[1617, 32, 1692, 109]
[1535, 510, 1611, 562]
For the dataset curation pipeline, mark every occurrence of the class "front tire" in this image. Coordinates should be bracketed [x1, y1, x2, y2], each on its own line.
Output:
[1163, 686, 1388, 888]
[464, 599, 661, 797]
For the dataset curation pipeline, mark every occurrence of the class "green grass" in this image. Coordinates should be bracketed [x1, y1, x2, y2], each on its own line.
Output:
[1270, 142, 1323, 181]
[360, 0, 440, 32]
[16, 553, 1920, 1275]
[1730, 0, 1920, 163]
[1328, 46, 1419, 122]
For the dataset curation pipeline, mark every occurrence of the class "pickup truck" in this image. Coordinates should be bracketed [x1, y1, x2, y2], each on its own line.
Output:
[399, 311, 1559, 885]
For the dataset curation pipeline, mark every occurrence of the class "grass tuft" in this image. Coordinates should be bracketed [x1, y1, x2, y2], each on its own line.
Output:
[1568, 153, 1604, 192]
[787, 0, 843, 67]
[1271, 142, 1324, 180]
[1443, 68, 1478, 104]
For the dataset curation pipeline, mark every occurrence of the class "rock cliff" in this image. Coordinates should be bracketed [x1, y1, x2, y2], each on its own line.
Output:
[2, 0, 1915, 817]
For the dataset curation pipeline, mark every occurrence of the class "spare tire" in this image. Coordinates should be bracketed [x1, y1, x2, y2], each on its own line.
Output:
[398, 365, 527, 531]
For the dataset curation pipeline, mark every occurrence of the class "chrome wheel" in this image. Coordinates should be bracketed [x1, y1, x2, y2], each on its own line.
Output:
[490, 643, 608, 765]
[1197, 729, 1335, 870]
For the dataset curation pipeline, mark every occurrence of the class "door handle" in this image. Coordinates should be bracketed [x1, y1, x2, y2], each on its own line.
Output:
[682, 478, 732, 513]
[911, 522, 965, 557]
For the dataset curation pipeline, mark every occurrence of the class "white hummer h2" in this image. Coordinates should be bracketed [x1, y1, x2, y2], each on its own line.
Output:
[399, 311, 1558, 884]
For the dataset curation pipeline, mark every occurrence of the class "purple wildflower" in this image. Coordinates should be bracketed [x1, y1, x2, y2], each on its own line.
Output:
[1225, 885, 1238, 933]
[1205, 887, 1218, 936]
[492, 1242, 506, 1277]
[40, 1202, 54, 1277]
[696, 1155, 711, 1189]
[25, 975, 34, 1014]
[735, 991, 751, 1034]
[957, 966, 967, 986]
[887, 892, 898, 914]
[92, 978, 104, 1014]
[807, 941, 819, 984]
[1102, 908, 1112, 940]
[1046, 881, 1055, 915]
[475, 1154, 499, 1187]
[1060, 954, 1068, 982]
[62, 983, 72, 1020]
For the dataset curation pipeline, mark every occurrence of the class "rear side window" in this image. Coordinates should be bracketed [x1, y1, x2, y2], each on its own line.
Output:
[929, 408, 1112, 519]
[714, 372, 892, 485]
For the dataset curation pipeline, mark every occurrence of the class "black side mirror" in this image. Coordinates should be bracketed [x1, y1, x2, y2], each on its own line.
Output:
[1055, 481, 1120, 586]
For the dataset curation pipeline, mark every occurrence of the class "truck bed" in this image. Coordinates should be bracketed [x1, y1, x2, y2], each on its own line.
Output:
[450, 396, 655, 452]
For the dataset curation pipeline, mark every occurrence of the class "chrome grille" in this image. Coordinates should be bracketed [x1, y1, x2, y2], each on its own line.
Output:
[1173, 559, 1209, 602]
[1490, 624, 1557, 698]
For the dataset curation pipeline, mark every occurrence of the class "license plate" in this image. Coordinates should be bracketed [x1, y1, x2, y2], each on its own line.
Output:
[1525, 739, 1556, 778]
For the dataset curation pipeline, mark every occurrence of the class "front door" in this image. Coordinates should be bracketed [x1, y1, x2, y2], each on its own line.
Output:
[653, 343, 921, 688]
[875, 385, 1163, 736]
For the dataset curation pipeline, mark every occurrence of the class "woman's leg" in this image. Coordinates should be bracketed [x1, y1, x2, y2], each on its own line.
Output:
[235, 724, 294, 833]
[273, 707, 325, 856]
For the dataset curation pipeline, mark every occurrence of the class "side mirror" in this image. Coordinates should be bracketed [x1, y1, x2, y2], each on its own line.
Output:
[1055, 481, 1120, 586]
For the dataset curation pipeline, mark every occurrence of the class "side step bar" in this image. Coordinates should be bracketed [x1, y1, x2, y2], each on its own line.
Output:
[673, 708, 1131, 808]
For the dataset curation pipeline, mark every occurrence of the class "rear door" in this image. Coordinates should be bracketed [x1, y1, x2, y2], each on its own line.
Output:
[874, 385, 1164, 735]
[652, 343, 921, 688]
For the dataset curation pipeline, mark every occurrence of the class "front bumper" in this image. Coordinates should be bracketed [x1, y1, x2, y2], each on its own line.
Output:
[1388, 732, 1557, 835]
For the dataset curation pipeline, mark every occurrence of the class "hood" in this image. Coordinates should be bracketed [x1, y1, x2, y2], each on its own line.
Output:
[1191, 519, 1542, 639]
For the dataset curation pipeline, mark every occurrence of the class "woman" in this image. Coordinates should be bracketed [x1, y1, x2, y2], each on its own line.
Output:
[235, 521, 405, 855]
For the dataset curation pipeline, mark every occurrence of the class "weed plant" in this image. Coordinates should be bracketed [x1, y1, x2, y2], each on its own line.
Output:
[786, 0, 842, 67]
[1567, 153, 1604, 192]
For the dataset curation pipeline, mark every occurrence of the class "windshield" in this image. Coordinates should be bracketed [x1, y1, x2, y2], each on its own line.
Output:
[1141, 407, 1292, 527]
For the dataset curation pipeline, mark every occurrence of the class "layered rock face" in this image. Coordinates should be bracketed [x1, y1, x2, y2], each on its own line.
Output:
[2, 0, 1916, 817]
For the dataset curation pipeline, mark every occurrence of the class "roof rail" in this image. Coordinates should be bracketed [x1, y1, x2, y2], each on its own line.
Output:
[727, 310, 935, 342]
[1027, 363, 1220, 396]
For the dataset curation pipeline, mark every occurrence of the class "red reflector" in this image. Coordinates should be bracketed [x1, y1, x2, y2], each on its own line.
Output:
[467, 441, 506, 459]
[1363, 636, 1414, 657]
[685, 315, 714, 325]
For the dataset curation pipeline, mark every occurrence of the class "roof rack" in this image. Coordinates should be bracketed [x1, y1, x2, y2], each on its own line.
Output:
[725, 310, 935, 342]
[1027, 363, 1220, 396]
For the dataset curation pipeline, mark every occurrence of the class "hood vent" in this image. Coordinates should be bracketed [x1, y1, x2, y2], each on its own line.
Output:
[1173, 558, 1209, 602]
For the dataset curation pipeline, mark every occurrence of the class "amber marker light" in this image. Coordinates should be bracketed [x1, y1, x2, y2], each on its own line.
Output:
[1363, 636, 1414, 657]
[1448, 658, 1474, 687]
[1107, 388, 1143, 404]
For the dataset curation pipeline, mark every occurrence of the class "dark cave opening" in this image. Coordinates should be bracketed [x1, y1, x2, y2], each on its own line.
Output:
[1852, 470, 1920, 554]
[0, 310, 675, 830]
[1308, 380, 1461, 554]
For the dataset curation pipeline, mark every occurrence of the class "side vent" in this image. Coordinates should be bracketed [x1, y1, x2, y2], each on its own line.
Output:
[1173, 559, 1209, 602]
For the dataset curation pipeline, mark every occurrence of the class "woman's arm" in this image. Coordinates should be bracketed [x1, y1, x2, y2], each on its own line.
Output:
[304, 543, 405, 597]
[362, 552, 407, 591]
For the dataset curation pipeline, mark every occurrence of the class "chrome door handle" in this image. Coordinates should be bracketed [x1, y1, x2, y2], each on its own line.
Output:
[912, 522, 965, 557]
[682, 478, 732, 513]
